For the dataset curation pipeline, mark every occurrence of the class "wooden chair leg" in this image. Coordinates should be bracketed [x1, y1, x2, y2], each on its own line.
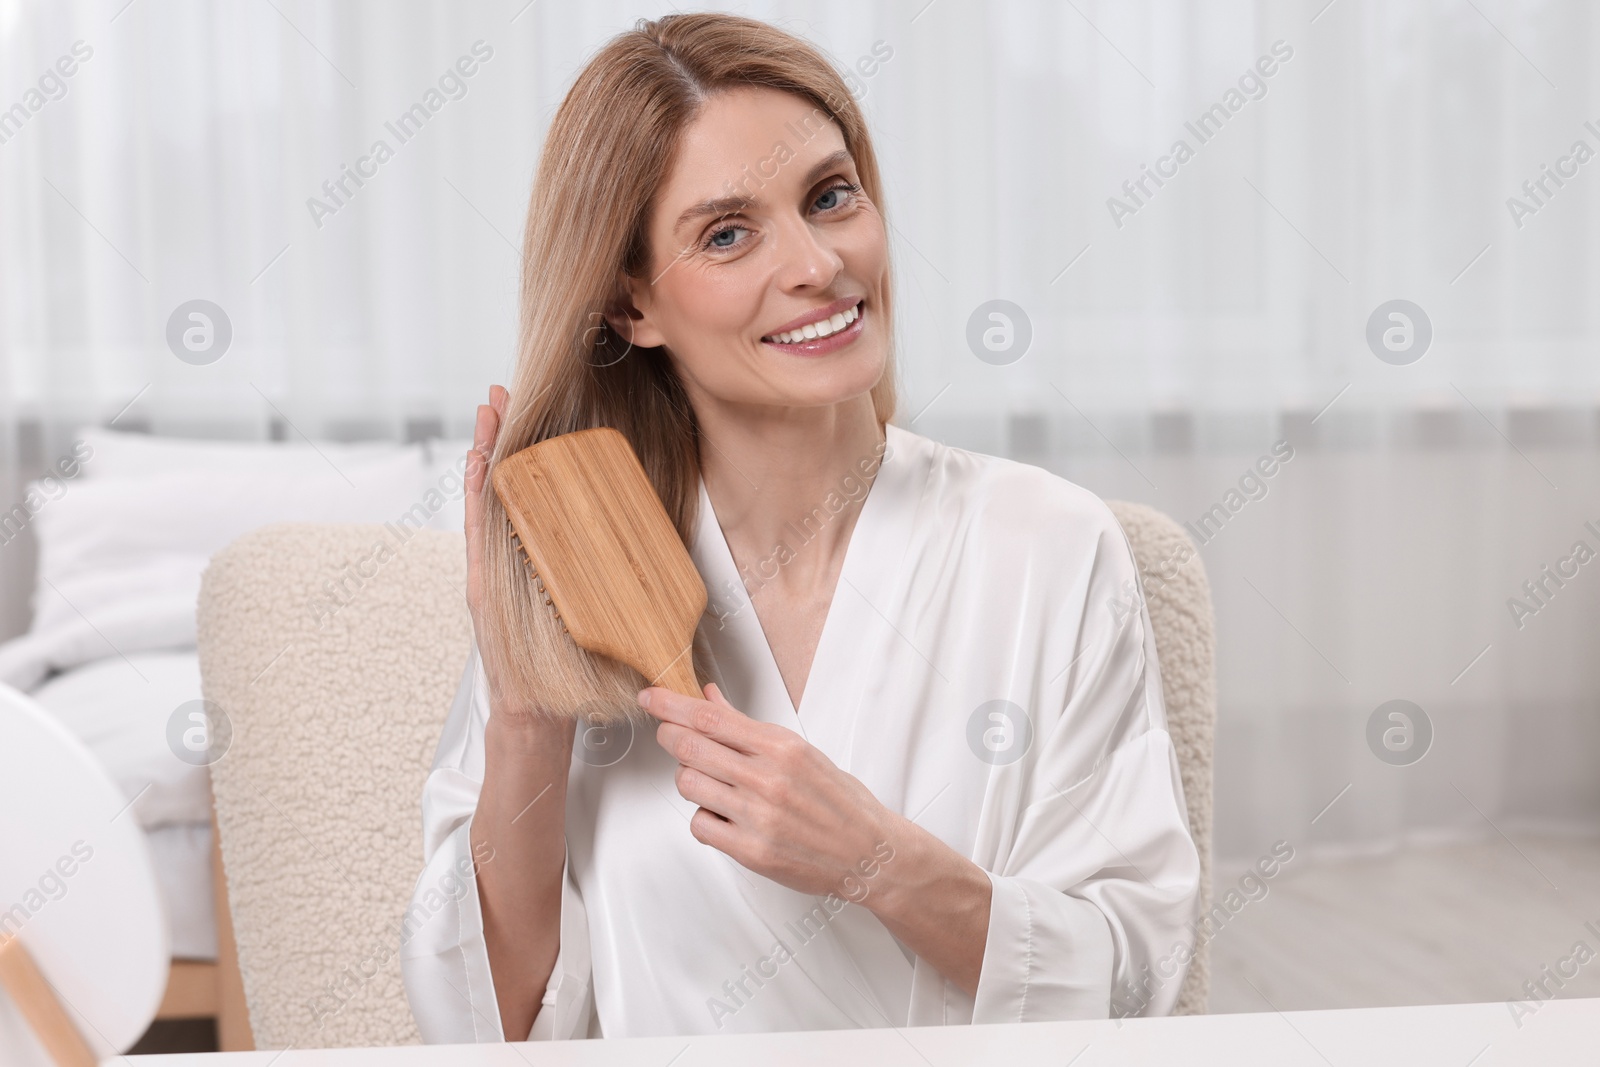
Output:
[156, 960, 219, 1019]
[0, 935, 98, 1067]
[210, 809, 254, 1051]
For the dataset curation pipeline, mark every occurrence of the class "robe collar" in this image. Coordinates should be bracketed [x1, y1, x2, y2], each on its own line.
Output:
[690, 422, 930, 760]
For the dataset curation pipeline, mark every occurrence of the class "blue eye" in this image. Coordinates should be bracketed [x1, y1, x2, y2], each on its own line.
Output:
[814, 181, 860, 212]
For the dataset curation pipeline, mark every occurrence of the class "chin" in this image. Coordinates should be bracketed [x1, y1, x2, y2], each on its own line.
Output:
[703, 338, 886, 409]
[785, 351, 886, 406]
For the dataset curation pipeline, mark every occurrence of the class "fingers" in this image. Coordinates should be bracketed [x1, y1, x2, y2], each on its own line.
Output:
[688, 806, 736, 850]
[657, 719, 747, 787]
[466, 386, 506, 495]
[464, 386, 505, 584]
[463, 387, 508, 640]
[642, 687, 763, 756]
[674, 760, 741, 819]
[466, 409, 489, 491]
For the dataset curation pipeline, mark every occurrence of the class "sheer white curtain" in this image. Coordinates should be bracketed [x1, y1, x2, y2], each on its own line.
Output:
[3, 0, 1597, 861]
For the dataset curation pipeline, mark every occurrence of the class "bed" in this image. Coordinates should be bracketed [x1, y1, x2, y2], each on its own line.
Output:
[0, 425, 474, 1041]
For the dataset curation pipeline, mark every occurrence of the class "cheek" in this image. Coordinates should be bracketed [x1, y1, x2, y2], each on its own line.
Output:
[840, 210, 889, 278]
[664, 265, 765, 345]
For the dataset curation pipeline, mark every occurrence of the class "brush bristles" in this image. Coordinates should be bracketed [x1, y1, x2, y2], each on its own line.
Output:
[508, 518, 568, 633]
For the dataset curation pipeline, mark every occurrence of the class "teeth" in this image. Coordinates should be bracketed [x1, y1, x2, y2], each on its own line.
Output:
[765, 302, 860, 344]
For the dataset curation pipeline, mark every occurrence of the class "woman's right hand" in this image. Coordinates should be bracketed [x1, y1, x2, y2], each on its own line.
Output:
[464, 384, 569, 736]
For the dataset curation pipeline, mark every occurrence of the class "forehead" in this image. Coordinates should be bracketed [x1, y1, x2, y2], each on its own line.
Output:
[659, 86, 849, 210]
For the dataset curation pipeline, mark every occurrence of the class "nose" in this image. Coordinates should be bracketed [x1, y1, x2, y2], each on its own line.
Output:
[769, 210, 844, 291]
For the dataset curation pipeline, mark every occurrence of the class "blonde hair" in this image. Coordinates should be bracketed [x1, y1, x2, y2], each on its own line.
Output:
[477, 12, 899, 724]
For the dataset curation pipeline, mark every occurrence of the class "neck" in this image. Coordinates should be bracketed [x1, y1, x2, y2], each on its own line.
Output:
[692, 392, 886, 599]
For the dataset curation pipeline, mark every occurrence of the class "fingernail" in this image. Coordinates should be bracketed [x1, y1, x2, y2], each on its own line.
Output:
[637, 689, 651, 709]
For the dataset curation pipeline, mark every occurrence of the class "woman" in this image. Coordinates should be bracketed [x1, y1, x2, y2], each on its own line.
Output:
[400, 12, 1199, 1042]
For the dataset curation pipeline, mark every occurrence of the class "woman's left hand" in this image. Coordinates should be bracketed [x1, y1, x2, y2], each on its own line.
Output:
[640, 681, 995, 996]
[638, 682, 899, 901]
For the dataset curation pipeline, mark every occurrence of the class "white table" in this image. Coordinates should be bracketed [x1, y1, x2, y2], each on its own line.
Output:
[134, 997, 1596, 1065]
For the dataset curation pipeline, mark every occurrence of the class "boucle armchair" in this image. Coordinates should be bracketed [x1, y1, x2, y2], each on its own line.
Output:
[195, 503, 1213, 1047]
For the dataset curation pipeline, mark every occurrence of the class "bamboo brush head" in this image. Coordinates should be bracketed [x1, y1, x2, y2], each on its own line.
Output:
[491, 427, 707, 700]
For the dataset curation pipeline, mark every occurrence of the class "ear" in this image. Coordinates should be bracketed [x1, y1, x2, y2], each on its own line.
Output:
[603, 273, 668, 350]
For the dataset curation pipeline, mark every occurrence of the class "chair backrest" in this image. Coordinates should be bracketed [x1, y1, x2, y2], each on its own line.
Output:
[200, 507, 1214, 1047]
[1106, 500, 1216, 1016]
[198, 523, 469, 1049]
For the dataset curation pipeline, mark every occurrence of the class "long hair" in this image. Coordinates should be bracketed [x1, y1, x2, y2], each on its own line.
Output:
[476, 12, 899, 725]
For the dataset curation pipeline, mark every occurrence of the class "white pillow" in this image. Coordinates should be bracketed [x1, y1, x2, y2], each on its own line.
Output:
[25, 446, 432, 645]
[72, 424, 418, 481]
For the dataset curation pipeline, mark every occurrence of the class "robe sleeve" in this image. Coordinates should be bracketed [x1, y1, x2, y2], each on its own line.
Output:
[398, 639, 599, 1041]
[969, 511, 1201, 1023]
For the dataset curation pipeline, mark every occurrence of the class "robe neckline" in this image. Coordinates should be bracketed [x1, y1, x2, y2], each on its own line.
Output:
[689, 422, 926, 761]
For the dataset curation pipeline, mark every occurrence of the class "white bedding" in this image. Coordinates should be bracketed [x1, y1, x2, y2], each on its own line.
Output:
[146, 822, 218, 961]
[24, 650, 213, 829]
[0, 427, 476, 969]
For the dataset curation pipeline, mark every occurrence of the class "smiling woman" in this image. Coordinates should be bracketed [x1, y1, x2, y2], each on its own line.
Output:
[399, 11, 1199, 1045]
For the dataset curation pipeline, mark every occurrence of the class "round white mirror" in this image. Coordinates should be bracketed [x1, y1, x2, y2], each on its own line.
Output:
[0, 683, 170, 1064]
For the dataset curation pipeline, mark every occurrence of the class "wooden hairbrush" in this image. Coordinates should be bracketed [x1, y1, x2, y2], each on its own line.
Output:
[491, 427, 707, 699]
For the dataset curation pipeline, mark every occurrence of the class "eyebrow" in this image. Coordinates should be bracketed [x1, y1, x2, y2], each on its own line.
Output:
[672, 149, 855, 237]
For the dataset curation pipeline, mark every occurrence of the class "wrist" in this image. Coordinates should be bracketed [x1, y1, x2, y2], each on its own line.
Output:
[861, 815, 987, 926]
[484, 709, 576, 779]
[487, 702, 575, 743]
[852, 810, 920, 914]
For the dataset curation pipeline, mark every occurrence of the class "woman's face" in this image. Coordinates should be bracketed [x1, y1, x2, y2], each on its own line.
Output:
[612, 86, 889, 416]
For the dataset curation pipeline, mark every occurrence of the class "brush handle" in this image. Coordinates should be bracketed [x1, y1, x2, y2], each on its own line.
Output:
[650, 648, 701, 701]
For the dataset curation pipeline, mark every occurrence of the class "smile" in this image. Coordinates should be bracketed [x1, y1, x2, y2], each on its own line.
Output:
[760, 300, 865, 355]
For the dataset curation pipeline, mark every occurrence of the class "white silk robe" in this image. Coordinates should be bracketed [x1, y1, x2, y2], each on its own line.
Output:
[400, 422, 1201, 1042]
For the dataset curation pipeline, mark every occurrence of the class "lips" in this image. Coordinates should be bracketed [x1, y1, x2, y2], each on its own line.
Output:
[759, 300, 866, 356]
